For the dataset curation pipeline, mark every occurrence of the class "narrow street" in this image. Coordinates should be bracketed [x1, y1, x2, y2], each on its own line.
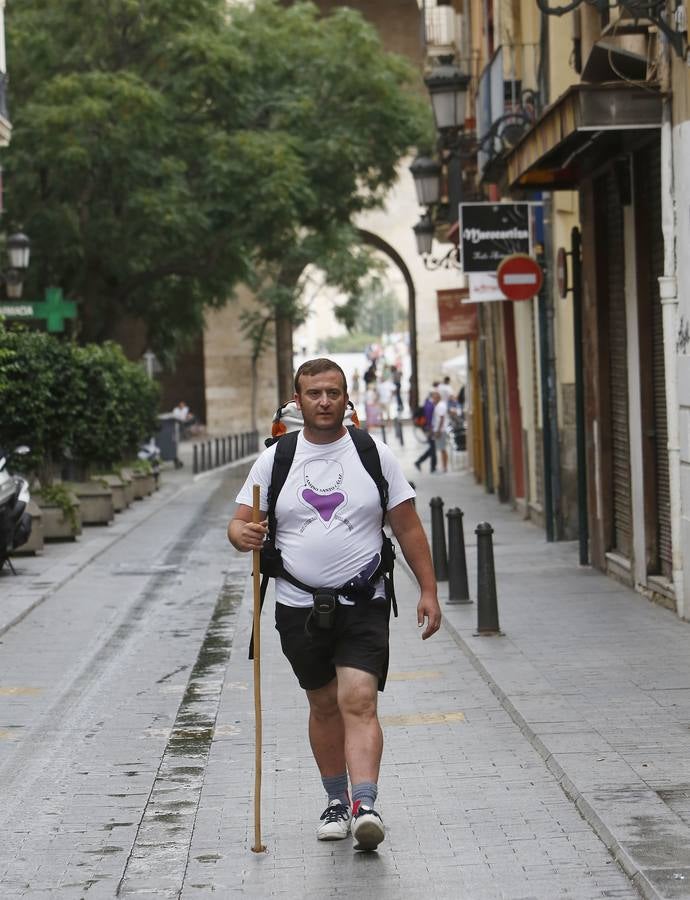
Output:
[0, 465, 248, 897]
[0, 442, 663, 898]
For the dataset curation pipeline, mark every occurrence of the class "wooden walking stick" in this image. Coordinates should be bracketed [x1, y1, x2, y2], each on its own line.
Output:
[251, 484, 267, 853]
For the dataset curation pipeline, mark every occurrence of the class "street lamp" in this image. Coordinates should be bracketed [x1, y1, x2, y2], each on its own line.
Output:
[413, 213, 434, 256]
[424, 58, 471, 133]
[413, 213, 461, 271]
[410, 156, 441, 207]
[3, 231, 31, 299]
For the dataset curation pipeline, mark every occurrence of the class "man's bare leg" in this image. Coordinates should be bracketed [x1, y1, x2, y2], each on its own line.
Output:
[335, 666, 382, 783]
[336, 666, 386, 849]
[306, 677, 346, 775]
[307, 678, 352, 841]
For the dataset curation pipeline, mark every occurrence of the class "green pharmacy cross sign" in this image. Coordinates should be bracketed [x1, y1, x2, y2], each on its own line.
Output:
[0, 287, 77, 333]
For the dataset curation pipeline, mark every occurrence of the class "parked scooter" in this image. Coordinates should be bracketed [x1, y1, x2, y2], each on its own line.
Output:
[0, 446, 32, 573]
[137, 437, 161, 485]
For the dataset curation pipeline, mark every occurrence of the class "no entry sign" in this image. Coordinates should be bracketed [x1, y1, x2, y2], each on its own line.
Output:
[496, 254, 543, 301]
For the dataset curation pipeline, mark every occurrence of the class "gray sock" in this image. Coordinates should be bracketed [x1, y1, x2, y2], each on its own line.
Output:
[352, 781, 378, 809]
[322, 773, 350, 807]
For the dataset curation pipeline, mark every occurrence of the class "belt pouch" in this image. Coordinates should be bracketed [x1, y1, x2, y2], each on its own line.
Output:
[313, 591, 337, 629]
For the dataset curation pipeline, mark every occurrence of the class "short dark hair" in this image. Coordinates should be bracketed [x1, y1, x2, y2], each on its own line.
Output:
[294, 358, 348, 395]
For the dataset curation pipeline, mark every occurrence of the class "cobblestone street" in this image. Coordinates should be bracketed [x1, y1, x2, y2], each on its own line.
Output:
[0, 437, 689, 897]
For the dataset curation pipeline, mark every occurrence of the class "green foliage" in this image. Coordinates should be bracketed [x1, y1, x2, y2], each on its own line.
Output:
[4, 0, 431, 366]
[323, 332, 380, 354]
[0, 327, 77, 477]
[129, 458, 153, 476]
[0, 330, 160, 480]
[34, 483, 79, 532]
[70, 342, 160, 470]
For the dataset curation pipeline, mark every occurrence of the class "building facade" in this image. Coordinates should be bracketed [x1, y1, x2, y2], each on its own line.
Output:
[425, 0, 689, 615]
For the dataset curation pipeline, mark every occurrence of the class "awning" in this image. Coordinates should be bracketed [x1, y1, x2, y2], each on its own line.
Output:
[506, 83, 666, 190]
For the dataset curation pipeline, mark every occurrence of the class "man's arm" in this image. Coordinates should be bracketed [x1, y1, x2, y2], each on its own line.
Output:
[387, 499, 441, 639]
[227, 504, 268, 552]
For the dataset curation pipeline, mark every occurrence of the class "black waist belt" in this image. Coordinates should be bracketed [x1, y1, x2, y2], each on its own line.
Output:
[248, 541, 397, 659]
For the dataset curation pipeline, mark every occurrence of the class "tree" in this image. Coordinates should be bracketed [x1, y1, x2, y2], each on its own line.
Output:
[228, 1, 431, 399]
[4, 0, 430, 395]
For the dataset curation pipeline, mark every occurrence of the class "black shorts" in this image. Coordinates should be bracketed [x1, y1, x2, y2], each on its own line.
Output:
[275, 596, 391, 693]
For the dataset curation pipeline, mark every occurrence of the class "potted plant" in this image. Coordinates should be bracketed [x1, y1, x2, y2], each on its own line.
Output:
[33, 483, 82, 541]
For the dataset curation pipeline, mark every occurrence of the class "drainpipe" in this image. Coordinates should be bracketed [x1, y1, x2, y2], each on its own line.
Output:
[659, 98, 684, 618]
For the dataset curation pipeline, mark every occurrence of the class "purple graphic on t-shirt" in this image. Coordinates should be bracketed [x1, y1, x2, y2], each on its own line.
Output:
[298, 458, 348, 529]
[301, 489, 345, 522]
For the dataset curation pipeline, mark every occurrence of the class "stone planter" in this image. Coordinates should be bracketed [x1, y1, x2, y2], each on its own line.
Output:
[35, 491, 82, 541]
[132, 472, 154, 499]
[92, 475, 128, 512]
[119, 470, 135, 506]
[66, 482, 114, 526]
[11, 500, 44, 555]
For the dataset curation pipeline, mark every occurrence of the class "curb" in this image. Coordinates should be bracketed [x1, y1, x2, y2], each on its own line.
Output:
[440, 615, 659, 900]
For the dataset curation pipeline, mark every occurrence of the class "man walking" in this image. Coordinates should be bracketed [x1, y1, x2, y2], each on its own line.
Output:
[432, 390, 449, 474]
[228, 358, 441, 851]
[414, 389, 439, 473]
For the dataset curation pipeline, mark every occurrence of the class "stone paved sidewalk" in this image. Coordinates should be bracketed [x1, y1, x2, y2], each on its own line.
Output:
[4, 425, 690, 898]
[408, 444, 690, 900]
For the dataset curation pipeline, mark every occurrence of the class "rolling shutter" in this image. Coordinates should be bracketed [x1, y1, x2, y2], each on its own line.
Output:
[638, 143, 672, 577]
[603, 171, 633, 558]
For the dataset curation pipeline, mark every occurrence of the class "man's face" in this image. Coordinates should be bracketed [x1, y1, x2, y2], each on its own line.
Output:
[295, 370, 348, 434]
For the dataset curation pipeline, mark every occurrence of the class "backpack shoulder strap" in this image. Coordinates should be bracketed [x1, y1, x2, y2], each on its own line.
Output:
[267, 430, 299, 540]
[347, 426, 388, 524]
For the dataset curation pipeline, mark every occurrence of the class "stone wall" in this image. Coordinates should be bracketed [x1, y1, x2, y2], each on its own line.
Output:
[204, 285, 279, 435]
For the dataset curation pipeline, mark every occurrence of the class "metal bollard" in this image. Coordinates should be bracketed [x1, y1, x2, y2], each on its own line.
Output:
[193, 444, 199, 475]
[200, 442, 206, 472]
[447, 508, 471, 604]
[214, 438, 220, 468]
[475, 522, 501, 634]
[221, 437, 227, 465]
[234, 434, 239, 459]
[429, 496, 448, 582]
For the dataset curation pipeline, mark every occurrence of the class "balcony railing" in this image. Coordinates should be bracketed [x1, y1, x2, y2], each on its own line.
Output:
[476, 44, 541, 175]
[423, 3, 457, 50]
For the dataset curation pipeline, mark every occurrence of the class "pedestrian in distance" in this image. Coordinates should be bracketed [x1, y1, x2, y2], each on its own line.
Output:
[391, 365, 403, 413]
[228, 357, 441, 852]
[414, 389, 438, 473]
[438, 375, 453, 405]
[171, 400, 197, 439]
[432, 391, 449, 474]
[351, 368, 361, 405]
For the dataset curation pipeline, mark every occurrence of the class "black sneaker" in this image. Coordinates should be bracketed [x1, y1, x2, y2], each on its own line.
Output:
[351, 802, 385, 851]
[317, 800, 351, 841]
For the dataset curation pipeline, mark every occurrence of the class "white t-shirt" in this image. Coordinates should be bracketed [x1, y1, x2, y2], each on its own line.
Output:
[438, 383, 453, 403]
[235, 430, 415, 608]
[432, 400, 447, 432]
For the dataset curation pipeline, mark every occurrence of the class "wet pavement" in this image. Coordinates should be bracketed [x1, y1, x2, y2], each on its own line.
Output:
[0, 427, 689, 897]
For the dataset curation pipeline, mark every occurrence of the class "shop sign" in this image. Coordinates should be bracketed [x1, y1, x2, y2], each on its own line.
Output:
[436, 289, 478, 340]
[460, 202, 530, 273]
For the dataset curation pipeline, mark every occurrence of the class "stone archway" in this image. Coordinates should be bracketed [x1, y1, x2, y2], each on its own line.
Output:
[357, 228, 419, 411]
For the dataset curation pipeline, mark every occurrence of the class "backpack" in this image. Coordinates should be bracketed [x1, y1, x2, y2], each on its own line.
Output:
[412, 405, 428, 429]
[265, 399, 360, 446]
[248, 424, 397, 659]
